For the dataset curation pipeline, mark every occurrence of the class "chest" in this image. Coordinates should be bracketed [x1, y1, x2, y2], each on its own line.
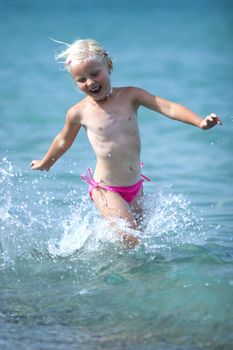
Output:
[82, 102, 138, 139]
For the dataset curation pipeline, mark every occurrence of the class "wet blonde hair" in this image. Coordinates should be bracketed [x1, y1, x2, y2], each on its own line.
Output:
[55, 38, 113, 73]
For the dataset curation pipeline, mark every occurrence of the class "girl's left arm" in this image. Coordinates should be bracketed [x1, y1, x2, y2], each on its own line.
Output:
[132, 87, 222, 130]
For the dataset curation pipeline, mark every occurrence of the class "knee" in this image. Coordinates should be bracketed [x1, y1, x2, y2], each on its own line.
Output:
[122, 233, 140, 248]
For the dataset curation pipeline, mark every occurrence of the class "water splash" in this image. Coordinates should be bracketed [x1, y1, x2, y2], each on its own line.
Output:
[0, 158, 23, 266]
[0, 157, 13, 221]
[142, 191, 203, 253]
[0, 158, 55, 267]
[47, 199, 138, 258]
[0, 158, 203, 268]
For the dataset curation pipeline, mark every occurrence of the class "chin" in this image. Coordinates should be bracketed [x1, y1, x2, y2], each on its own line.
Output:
[91, 92, 108, 101]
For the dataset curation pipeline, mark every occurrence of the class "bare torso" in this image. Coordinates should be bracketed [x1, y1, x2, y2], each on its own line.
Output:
[74, 87, 141, 186]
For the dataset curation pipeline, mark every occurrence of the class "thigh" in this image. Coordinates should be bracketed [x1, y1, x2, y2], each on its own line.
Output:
[130, 187, 144, 226]
[92, 188, 135, 226]
[92, 188, 140, 247]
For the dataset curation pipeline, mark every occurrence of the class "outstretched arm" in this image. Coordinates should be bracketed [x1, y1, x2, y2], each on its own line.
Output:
[31, 109, 81, 171]
[132, 88, 222, 129]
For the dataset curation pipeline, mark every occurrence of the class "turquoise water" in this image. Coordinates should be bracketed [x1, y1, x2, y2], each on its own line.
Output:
[1, 0, 233, 349]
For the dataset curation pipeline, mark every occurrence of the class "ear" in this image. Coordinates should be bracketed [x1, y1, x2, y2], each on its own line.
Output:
[108, 59, 113, 74]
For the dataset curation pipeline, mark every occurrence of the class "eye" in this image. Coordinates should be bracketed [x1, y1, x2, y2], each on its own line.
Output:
[77, 77, 86, 84]
[91, 70, 100, 78]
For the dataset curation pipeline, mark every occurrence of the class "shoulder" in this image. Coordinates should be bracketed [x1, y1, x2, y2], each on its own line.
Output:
[66, 99, 87, 125]
[114, 86, 148, 100]
[119, 86, 155, 108]
[115, 86, 141, 96]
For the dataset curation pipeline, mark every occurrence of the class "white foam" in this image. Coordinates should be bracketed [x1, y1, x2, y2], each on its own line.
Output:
[0, 158, 204, 267]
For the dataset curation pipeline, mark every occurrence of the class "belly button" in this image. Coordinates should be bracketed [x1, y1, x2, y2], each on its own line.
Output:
[129, 166, 133, 171]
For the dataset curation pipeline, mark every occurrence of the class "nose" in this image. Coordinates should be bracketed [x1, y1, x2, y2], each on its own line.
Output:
[86, 78, 95, 87]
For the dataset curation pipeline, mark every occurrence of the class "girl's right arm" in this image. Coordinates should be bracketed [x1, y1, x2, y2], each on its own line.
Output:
[31, 109, 81, 171]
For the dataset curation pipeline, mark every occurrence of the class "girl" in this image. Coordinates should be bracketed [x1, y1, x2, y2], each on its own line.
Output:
[31, 38, 222, 247]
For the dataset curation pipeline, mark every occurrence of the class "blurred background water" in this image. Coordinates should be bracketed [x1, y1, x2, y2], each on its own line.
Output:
[0, 0, 233, 349]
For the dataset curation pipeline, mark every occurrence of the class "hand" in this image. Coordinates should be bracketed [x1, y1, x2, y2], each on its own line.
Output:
[31, 160, 49, 171]
[122, 234, 140, 248]
[199, 113, 222, 130]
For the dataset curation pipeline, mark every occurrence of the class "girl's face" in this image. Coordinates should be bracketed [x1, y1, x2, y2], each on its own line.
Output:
[70, 59, 111, 101]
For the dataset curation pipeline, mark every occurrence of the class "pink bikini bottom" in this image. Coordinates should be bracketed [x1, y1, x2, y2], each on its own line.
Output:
[81, 167, 150, 204]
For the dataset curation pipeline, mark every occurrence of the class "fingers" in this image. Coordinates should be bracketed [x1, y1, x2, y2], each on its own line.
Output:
[200, 113, 222, 130]
[30, 160, 43, 170]
[210, 113, 222, 124]
[205, 113, 222, 126]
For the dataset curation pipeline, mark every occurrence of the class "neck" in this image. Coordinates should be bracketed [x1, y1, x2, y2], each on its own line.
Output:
[107, 86, 113, 97]
[102, 86, 113, 100]
[95, 86, 113, 102]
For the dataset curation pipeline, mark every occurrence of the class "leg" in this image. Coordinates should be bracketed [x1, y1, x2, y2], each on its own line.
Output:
[130, 187, 144, 229]
[92, 188, 140, 247]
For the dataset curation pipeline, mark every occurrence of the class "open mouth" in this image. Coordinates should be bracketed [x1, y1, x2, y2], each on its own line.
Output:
[89, 86, 102, 94]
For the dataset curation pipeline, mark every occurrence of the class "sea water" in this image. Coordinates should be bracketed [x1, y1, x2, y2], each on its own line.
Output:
[1, 0, 233, 349]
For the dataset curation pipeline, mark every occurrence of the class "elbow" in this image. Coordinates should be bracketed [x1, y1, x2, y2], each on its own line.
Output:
[56, 134, 72, 152]
[169, 102, 185, 120]
[57, 137, 66, 149]
[166, 102, 176, 118]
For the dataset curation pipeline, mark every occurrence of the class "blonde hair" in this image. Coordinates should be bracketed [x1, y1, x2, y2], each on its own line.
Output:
[54, 38, 113, 72]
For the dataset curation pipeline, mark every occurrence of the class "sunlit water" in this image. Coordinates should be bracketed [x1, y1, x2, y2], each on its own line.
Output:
[1, 0, 233, 349]
[1, 156, 233, 349]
